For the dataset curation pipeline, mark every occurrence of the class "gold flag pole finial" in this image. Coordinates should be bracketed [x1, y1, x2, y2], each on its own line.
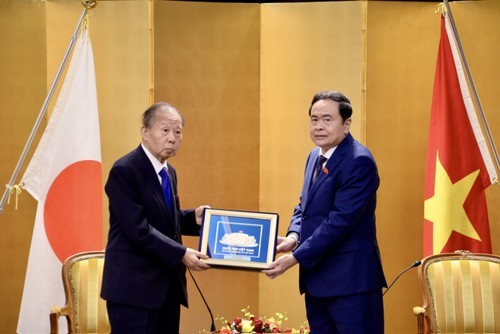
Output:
[435, 3, 446, 15]
[81, 0, 98, 9]
[81, 0, 97, 29]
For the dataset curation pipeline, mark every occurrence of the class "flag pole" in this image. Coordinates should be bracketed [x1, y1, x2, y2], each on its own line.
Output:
[0, 0, 98, 215]
[442, 0, 500, 178]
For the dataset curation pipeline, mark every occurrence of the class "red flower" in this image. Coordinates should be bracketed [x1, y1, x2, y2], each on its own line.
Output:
[253, 318, 263, 331]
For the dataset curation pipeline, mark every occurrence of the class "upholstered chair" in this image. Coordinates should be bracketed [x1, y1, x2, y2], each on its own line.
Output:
[413, 250, 500, 334]
[50, 251, 109, 333]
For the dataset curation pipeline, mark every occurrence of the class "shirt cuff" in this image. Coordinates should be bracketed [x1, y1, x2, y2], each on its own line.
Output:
[286, 232, 300, 251]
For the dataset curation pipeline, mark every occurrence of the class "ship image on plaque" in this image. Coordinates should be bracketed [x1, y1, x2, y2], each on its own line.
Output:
[198, 208, 279, 270]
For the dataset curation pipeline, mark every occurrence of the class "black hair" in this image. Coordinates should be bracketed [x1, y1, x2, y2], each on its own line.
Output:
[308, 91, 352, 122]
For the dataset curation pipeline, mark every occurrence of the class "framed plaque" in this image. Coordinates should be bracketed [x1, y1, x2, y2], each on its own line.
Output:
[198, 208, 279, 270]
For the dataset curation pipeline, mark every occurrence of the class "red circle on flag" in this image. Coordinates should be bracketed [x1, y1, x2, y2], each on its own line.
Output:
[44, 160, 104, 263]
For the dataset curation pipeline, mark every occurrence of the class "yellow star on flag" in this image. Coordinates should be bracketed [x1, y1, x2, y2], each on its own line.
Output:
[424, 152, 481, 254]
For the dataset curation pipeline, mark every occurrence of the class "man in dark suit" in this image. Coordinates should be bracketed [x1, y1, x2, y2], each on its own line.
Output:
[263, 91, 386, 334]
[101, 102, 210, 333]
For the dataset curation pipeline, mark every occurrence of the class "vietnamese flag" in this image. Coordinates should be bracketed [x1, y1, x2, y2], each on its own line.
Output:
[423, 14, 497, 257]
[17, 27, 103, 333]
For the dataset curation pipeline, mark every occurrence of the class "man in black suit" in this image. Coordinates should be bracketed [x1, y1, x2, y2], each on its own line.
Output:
[101, 102, 210, 333]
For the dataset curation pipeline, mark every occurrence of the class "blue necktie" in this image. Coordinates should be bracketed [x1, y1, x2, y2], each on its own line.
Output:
[159, 167, 173, 209]
[313, 155, 327, 183]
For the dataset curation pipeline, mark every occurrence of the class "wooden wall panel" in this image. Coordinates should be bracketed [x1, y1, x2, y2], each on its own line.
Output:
[0, 1, 150, 332]
[1, 1, 499, 333]
[153, 2, 261, 332]
[259, 1, 364, 329]
[0, 2, 45, 331]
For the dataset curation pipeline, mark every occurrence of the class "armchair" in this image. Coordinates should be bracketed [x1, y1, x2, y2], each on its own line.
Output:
[50, 251, 110, 333]
[413, 250, 500, 333]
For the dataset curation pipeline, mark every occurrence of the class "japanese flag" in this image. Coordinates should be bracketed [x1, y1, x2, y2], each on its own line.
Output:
[17, 27, 103, 333]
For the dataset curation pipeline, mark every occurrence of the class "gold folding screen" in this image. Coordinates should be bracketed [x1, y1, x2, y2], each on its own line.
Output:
[1, 1, 499, 333]
[259, 1, 364, 327]
[0, 2, 45, 330]
[153, 2, 262, 330]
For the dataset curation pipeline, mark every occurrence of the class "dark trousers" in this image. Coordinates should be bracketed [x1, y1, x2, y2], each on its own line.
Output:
[305, 290, 384, 334]
[107, 295, 181, 334]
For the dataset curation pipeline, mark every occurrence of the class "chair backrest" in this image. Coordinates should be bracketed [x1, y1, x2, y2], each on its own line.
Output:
[418, 250, 500, 333]
[61, 251, 109, 333]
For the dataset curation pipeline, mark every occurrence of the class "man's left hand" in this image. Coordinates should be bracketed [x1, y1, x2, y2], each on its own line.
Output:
[195, 205, 210, 225]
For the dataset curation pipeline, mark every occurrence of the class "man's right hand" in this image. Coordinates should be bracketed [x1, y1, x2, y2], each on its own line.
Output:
[182, 248, 210, 271]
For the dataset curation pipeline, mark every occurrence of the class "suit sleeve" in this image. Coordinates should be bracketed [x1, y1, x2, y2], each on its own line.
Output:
[179, 210, 199, 235]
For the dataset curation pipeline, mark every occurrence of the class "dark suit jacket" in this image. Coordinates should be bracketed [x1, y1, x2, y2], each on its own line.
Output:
[289, 133, 387, 297]
[101, 145, 199, 309]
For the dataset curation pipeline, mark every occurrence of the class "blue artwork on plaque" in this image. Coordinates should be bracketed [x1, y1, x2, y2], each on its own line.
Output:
[207, 214, 270, 264]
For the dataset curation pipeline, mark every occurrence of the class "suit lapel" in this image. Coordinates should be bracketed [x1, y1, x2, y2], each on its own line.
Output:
[302, 148, 320, 206]
[137, 146, 172, 219]
[303, 134, 354, 209]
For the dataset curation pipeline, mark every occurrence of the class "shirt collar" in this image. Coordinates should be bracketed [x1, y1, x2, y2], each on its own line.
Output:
[319, 146, 336, 161]
[141, 143, 168, 174]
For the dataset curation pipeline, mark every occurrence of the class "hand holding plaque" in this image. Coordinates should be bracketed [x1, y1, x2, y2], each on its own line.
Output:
[198, 208, 279, 270]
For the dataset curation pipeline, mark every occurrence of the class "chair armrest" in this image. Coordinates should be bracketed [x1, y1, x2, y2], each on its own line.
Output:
[413, 306, 426, 334]
[50, 307, 61, 334]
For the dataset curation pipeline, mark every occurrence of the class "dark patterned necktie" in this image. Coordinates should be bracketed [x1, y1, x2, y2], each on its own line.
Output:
[313, 155, 327, 183]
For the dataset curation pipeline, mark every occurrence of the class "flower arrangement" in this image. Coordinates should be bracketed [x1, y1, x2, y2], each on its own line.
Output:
[205, 307, 310, 334]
